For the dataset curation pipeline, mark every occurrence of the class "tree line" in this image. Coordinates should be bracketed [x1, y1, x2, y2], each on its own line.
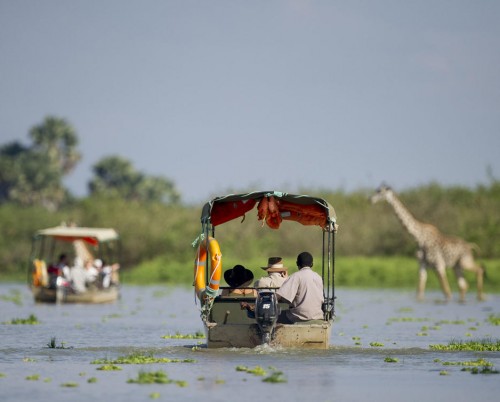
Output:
[1, 117, 499, 280]
[0, 116, 180, 210]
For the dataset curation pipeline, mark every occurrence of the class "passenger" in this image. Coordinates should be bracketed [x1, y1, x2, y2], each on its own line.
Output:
[56, 253, 71, 280]
[99, 260, 120, 288]
[221, 265, 257, 296]
[84, 259, 99, 286]
[276, 251, 324, 324]
[70, 257, 87, 293]
[254, 257, 288, 290]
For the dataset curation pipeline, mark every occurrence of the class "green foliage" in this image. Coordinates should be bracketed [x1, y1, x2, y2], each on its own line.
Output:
[3, 314, 39, 325]
[0, 116, 80, 210]
[429, 338, 500, 351]
[89, 155, 180, 204]
[1, 183, 500, 287]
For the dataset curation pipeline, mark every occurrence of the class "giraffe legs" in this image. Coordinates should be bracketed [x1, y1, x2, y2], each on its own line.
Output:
[435, 260, 452, 302]
[453, 266, 468, 303]
[417, 256, 427, 301]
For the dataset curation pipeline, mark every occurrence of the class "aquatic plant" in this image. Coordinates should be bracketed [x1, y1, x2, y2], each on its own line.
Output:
[91, 352, 196, 365]
[161, 331, 205, 339]
[262, 371, 287, 383]
[387, 317, 428, 323]
[487, 314, 500, 326]
[4, 314, 39, 325]
[441, 358, 493, 367]
[369, 342, 384, 347]
[127, 370, 187, 386]
[0, 289, 23, 305]
[429, 338, 500, 352]
[97, 365, 122, 371]
[150, 392, 161, 399]
[23, 357, 36, 362]
[236, 365, 267, 376]
[439, 371, 449, 376]
[87, 377, 98, 383]
[462, 367, 499, 375]
[60, 382, 79, 387]
[25, 374, 40, 381]
[47, 337, 71, 349]
[384, 357, 399, 363]
[0, 373, 6, 378]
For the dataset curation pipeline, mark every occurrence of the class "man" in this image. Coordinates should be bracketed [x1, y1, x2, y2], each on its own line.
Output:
[254, 257, 288, 290]
[276, 251, 324, 323]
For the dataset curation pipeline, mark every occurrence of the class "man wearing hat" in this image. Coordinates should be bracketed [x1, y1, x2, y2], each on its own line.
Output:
[221, 265, 256, 296]
[254, 257, 288, 289]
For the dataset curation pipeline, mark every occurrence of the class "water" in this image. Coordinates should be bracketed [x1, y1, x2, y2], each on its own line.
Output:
[1, 283, 499, 402]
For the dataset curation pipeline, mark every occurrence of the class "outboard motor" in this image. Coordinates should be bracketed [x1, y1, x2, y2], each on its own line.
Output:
[255, 291, 279, 344]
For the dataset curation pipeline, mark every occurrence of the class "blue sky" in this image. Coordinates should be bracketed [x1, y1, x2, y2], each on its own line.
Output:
[1, 1, 499, 203]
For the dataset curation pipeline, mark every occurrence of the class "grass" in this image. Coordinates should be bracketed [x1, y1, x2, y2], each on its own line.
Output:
[126, 370, 187, 387]
[123, 256, 500, 292]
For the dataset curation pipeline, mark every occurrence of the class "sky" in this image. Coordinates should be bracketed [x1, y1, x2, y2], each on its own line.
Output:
[1, 1, 499, 204]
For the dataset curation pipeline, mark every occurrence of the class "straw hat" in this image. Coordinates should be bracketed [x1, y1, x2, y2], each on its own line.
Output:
[261, 257, 288, 272]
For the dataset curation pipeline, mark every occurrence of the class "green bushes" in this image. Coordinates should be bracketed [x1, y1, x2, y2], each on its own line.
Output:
[1, 183, 499, 284]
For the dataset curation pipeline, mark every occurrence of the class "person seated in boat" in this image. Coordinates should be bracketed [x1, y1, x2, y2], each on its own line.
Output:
[47, 253, 71, 288]
[94, 259, 120, 288]
[220, 265, 257, 297]
[84, 259, 100, 287]
[70, 257, 87, 293]
[275, 251, 324, 324]
[254, 256, 288, 291]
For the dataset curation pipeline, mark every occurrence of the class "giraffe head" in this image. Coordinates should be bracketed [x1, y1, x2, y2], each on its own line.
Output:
[370, 183, 394, 204]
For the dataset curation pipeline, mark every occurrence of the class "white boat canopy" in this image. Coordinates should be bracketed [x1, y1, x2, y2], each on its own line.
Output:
[35, 226, 119, 245]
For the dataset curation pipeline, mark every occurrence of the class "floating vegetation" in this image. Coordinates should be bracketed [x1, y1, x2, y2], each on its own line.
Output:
[91, 352, 196, 365]
[0, 289, 23, 305]
[25, 374, 40, 381]
[97, 365, 122, 371]
[387, 317, 428, 323]
[4, 314, 39, 325]
[262, 371, 287, 383]
[441, 358, 493, 367]
[462, 367, 499, 375]
[0, 373, 5, 378]
[23, 357, 36, 362]
[47, 337, 71, 349]
[161, 331, 205, 339]
[369, 342, 384, 347]
[127, 370, 187, 387]
[150, 392, 161, 399]
[439, 371, 449, 376]
[417, 332, 428, 337]
[236, 365, 287, 383]
[435, 319, 466, 325]
[397, 307, 413, 313]
[429, 338, 500, 352]
[61, 382, 79, 387]
[236, 365, 267, 376]
[384, 357, 399, 363]
[487, 314, 500, 326]
[87, 377, 98, 383]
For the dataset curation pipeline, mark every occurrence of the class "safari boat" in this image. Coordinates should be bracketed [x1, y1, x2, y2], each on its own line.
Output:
[192, 191, 337, 349]
[29, 225, 121, 304]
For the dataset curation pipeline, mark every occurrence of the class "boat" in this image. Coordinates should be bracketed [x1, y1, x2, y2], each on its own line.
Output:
[29, 225, 121, 303]
[192, 191, 337, 349]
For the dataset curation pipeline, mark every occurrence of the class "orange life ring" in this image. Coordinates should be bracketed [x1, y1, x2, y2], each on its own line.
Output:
[194, 236, 222, 301]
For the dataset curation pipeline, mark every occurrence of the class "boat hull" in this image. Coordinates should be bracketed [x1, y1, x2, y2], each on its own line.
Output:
[203, 296, 333, 349]
[32, 286, 119, 304]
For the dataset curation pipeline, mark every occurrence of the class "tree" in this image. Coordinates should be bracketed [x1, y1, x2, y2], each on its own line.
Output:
[88, 156, 180, 204]
[0, 116, 80, 209]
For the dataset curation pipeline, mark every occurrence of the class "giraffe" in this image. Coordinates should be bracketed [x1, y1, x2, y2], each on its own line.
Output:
[370, 184, 485, 302]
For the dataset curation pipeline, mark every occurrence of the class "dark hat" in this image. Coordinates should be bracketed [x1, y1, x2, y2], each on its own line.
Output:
[261, 257, 288, 272]
[224, 265, 254, 288]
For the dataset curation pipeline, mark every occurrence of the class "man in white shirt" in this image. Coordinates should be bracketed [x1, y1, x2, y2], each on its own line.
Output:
[276, 252, 324, 323]
[254, 257, 288, 290]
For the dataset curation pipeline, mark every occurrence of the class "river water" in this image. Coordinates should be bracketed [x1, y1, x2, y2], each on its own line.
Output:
[1, 283, 499, 402]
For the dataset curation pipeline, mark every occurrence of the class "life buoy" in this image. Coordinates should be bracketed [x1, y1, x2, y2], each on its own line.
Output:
[194, 236, 222, 302]
[32, 259, 48, 287]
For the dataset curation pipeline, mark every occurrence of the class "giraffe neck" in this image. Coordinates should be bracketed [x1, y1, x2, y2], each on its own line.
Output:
[386, 193, 424, 243]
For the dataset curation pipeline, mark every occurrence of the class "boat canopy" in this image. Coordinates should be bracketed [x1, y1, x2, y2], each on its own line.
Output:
[200, 191, 336, 230]
[35, 226, 119, 246]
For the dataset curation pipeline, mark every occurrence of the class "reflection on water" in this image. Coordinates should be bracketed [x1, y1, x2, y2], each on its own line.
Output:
[1, 284, 499, 402]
